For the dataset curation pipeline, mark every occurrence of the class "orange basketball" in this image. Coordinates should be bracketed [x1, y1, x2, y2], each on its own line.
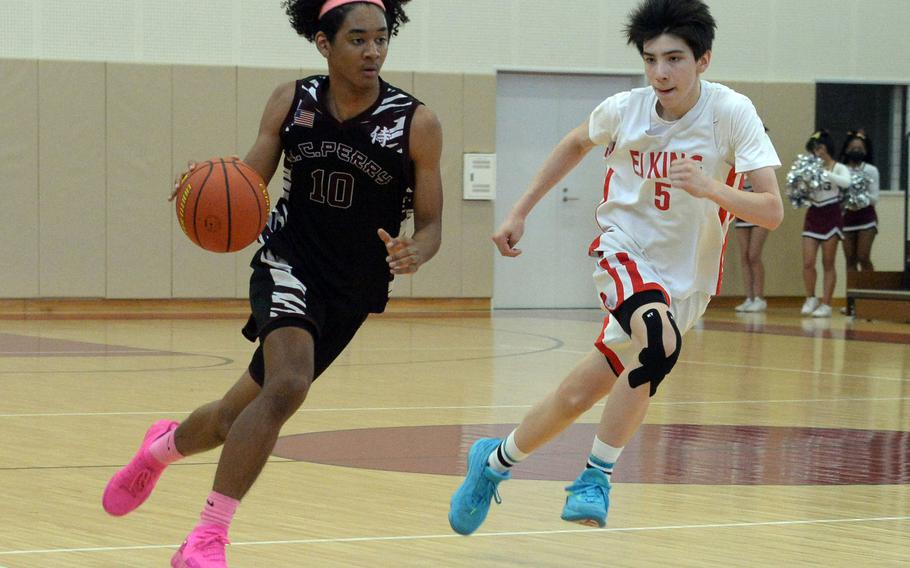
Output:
[175, 158, 270, 253]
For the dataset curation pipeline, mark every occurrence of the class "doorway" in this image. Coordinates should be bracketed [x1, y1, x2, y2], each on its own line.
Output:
[493, 72, 643, 308]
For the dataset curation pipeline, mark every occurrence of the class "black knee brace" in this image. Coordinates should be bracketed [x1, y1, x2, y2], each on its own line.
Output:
[627, 309, 682, 397]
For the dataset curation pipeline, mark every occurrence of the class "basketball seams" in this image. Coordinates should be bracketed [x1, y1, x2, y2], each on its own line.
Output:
[176, 161, 213, 238]
[220, 158, 233, 253]
[231, 160, 266, 230]
[190, 162, 216, 248]
[175, 157, 267, 252]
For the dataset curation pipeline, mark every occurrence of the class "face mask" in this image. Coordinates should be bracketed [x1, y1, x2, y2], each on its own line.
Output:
[846, 150, 866, 162]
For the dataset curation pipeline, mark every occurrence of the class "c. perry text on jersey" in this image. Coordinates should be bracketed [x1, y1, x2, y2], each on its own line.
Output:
[287, 140, 393, 185]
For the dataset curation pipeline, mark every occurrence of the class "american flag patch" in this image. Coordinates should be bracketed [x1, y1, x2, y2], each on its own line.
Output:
[293, 104, 315, 128]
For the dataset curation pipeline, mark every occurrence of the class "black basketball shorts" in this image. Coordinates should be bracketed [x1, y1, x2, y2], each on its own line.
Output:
[242, 248, 369, 386]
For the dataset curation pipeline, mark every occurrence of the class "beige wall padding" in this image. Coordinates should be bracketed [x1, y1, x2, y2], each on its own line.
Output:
[39, 61, 107, 297]
[170, 65, 238, 298]
[720, 82, 818, 298]
[461, 74, 496, 298]
[5, 60, 903, 300]
[411, 73, 466, 298]
[0, 60, 39, 297]
[106, 63, 173, 298]
[10, 61, 497, 300]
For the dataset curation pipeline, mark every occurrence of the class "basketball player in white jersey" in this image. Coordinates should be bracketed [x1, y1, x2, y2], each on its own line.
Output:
[449, 0, 784, 534]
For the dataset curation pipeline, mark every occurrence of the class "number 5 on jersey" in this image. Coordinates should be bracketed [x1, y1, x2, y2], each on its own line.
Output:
[654, 181, 671, 211]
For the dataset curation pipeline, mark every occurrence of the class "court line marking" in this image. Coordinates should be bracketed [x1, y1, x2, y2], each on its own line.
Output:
[558, 349, 910, 383]
[0, 350, 169, 355]
[1, 395, 909, 419]
[679, 358, 910, 383]
[1, 349, 907, 419]
[0, 346, 535, 356]
[3, 346, 906, 383]
[0, 515, 907, 556]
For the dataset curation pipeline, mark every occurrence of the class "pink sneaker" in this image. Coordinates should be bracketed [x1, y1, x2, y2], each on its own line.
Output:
[102, 419, 179, 516]
[171, 525, 230, 567]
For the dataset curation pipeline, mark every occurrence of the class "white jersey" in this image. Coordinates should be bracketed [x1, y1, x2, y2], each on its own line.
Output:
[810, 162, 850, 207]
[588, 81, 780, 299]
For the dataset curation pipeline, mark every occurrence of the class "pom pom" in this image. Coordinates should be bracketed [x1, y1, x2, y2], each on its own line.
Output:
[785, 153, 823, 209]
[843, 170, 872, 210]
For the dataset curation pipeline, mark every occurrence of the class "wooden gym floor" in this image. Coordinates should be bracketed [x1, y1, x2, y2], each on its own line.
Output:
[0, 299, 907, 567]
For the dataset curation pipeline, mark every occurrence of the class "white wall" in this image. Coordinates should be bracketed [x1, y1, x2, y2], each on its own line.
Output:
[2, 0, 909, 82]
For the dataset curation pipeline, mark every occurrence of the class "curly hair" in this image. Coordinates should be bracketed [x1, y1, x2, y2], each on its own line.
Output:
[625, 0, 716, 60]
[283, 0, 411, 43]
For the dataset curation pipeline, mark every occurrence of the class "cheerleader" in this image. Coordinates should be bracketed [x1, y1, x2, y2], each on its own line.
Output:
[800, 130, 850, 318]
[733, 175, 769, 312]
[840, 130, 880, 272]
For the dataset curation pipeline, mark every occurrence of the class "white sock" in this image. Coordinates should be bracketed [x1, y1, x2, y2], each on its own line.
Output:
[487, 430, 529, 473]
[586, 436, 623, 480]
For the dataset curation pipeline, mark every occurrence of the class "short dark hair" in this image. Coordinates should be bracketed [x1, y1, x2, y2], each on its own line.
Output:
[625, 0, 716, 60]
[807, 129, 836, 156]
[283, 0, 411, 43]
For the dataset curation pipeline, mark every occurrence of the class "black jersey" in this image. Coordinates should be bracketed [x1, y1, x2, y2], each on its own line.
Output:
[260, 76, 421, 312]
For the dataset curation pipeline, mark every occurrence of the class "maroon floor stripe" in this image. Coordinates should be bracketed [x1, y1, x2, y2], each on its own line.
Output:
[274, 423, 910, 485]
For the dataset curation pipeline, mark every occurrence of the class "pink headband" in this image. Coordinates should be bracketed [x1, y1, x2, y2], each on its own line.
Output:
[319, 0, 385, 19]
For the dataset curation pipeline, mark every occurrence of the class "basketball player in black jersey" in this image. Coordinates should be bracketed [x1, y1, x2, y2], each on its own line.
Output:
[101, 2, 441, 566]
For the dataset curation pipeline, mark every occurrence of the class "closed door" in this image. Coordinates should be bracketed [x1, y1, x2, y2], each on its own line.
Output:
[494, 72, 641, 308]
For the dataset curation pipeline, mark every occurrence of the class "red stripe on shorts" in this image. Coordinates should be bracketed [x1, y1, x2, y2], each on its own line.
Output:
[616, 252, 645, 293]
[588, 235, 601, 257]
[599, 255, 625, 306]
[616, 253, 669, 303]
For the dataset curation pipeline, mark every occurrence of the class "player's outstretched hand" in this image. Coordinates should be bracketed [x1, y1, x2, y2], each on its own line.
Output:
[668, 157, 711, 198]
[492, 215, 525, 257]
[378, 228, 422, 275]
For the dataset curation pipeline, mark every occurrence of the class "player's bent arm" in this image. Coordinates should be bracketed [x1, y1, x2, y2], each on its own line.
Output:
[242, 81, 296, 185]
[710, 166, 783, 230]
[491, 120, 596, 257]
[408, 105, 444, 267]
[824, 165, 852, 190]
[509, 120, 597, 220]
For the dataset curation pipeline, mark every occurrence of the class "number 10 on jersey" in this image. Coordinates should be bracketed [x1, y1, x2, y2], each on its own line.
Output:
[310, 169, 355, 209]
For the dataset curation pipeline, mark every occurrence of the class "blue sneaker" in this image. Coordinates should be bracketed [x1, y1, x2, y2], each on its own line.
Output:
[448, 438, 511, 535]
[560, 468, 611, 527]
